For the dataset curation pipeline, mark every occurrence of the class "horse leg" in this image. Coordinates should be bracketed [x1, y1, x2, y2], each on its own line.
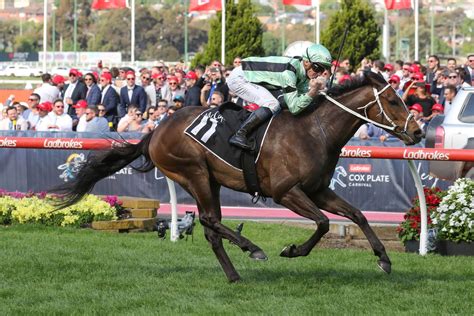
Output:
[278, 185, 330, 258]
[189, 177, 266, 274]
[198, 199, 241, 282]
[310, 188, 391, 274]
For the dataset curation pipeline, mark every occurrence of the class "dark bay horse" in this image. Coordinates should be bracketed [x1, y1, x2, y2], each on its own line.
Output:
[55, 71, 423, 282]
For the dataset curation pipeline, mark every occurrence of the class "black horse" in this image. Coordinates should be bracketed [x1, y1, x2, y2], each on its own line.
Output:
[55, 71, 423, 282]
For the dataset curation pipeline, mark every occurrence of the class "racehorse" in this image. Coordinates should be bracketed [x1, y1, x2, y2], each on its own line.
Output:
[55, 71, 423, 282]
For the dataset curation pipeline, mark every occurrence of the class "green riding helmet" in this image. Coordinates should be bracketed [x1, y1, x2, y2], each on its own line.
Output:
[303, 44, 333, 71]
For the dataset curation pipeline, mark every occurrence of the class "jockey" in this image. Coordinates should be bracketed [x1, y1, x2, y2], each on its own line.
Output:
[227, 43, 332, 150]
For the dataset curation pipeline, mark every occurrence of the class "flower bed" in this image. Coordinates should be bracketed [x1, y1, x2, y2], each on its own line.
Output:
[0, 189, 119, 227]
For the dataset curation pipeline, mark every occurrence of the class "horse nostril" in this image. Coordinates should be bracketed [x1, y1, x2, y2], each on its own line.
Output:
[415, 128, 425, 139]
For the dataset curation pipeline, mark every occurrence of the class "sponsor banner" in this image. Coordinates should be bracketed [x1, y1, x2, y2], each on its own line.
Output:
[0, 52, 39, 62]
[0, 132, 453, 213]
[38, 52, 122, 64]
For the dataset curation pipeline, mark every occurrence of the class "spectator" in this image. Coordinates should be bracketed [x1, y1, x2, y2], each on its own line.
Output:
[455, 67, 471, 88]
[425, 103, 444, 122]
[34, 73, 60, 103]
[99, 72, 120, 124]
[233, 56, 242, 68]
[447, 57, 457, 71]
[152, 72, 166, 103]
[139, 71, 157, 108]
[426, 55, 440, 85]
[117, 104, 143, 132]
[202, 66, 229, 104]
[358, 123, 390, 142]
[382, 63, 394, 80]
[0, 106, 28, 130]
[399, 63, 412, 89]
[430, 68, 448, 103]
[52, 74, 66, 99]
[371, 60, 385, 74]
[443, 84, 457, 114]
[155, 99, 168, 124]
[63, 68, 87, 116]
[14, 102, 29, 120]
[172, 95, 185, 109]
[119, 70, 147, 117]
[403, 81, 436, 117]
[83, 106, 109, 133]
[166, 105, 178, 117]
[84, 72, 102, 106]
[34, 102, 53, 131]
[97, 104, 107, 118]
[74, 100, 88, 132]
[141, 107, 160, 133]
[183, 71, 202, 107]
[209, 91, 224, 108]
[47, 99, 72, 131]
[394, 60, 404, 79]
[408, 103, 425, 127]
[388, 75, 403, 96]
[26, 94, 41, 129]
[162, 75, 185, 106]
[464, 54, 474, 86]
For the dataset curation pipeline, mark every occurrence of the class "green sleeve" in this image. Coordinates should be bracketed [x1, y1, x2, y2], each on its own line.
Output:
[284, 91, 313, 115]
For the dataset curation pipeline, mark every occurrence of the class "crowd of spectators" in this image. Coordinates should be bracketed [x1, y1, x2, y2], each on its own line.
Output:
[0, 53, 472, 137]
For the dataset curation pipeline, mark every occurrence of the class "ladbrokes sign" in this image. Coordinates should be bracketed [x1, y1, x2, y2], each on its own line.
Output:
[0, 138, 17, 147]
[43, 139, 83, 149]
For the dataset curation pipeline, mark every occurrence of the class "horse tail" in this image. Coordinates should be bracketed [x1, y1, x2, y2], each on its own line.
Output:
[52, 132, 155, 209]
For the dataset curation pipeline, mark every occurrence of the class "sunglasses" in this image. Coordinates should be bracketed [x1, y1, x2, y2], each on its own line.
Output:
[310, 63, 325, 73]
[84, 78, 93, 81]
[69, 74, 77, 77]
[428, 60, 436, 63]
[142, 77, 151, 81]
[85, 112, 93, 115]
[158, 105, 167, 108]
[136, 113, 142, 116]
[55, 106, 64, 108]
[448, 76, 458, 79]
[469, 59, 474, 62]
[28, 98, 38, 101]
[148, 111, 155, 115]
[169, 82, 177, 85]
[389, 81, 398, 84]
[98, 109, 106, 112]
[126, 77, 135, 81]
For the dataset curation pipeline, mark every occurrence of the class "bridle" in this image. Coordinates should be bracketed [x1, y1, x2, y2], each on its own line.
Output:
[320, 83, 415, 136]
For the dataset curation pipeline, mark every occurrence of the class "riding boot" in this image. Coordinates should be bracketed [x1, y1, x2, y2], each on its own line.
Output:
[230, 107, 273, 150]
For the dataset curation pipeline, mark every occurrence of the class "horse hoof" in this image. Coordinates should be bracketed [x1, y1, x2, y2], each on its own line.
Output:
[228, 275, 241, 283]
[249, 250, 268, 261]
[280, 244, 297, 258]
[377, 260, 392, 274]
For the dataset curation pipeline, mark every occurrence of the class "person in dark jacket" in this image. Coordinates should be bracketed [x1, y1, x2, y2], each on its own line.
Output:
[119, 71, 147, 117]
[183, 71, 203, 107]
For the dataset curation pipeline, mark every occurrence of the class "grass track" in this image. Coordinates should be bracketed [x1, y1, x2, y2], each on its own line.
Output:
[0, 222, 473, 315]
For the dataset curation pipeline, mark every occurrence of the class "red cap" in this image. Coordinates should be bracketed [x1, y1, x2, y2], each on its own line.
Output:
[411, 64, 420, 73]
[412, 72, 424, 81]
[338, 74, 351, 84]
[432, 103, 444, 113]
[384, 64, 394, 71]
[52, 74, 65, 85]
[100, 72, 112, 82]
[69, 68, 80, 77]
[243, 103, 260, 111]
[184, 71, 198, 80]
[126, 70, 135, 78]
[389, 75, 400, 83]
[92, 71, 99, 81]
[409, 104, 423, 113]
[73, 100, 88, 109]
[167, 75, 178, 83]
[152, 72, 165, 79]
[37, 101, 53, 112]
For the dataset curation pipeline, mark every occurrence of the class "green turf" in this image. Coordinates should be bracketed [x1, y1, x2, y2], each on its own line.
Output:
[0, 222, 472, 315]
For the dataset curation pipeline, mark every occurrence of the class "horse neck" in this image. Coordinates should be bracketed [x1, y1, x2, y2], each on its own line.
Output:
[315, 87, 370, 150]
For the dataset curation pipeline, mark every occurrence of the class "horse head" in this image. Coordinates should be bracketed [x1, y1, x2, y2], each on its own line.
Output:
[322, 71, 424, 145]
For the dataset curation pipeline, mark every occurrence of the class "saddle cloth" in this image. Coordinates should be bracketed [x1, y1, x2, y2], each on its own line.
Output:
[184, 102, 272, 171]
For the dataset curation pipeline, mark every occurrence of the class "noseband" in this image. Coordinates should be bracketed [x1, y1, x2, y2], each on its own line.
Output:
[320, 83, 414, 135]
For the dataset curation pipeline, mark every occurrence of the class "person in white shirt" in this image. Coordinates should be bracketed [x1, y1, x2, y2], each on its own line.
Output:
[0, 106, 28, 130]
[47, 99, 73, 131]
[34, 102, 53, 131]
[34, 73, 60, 103]
[73, 99, 88, 132]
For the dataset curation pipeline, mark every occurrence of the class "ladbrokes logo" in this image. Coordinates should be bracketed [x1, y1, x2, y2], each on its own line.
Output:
[341, 147, 372, 158]
[44, 138, 83, 149]
[403, 149, 450, 161]
[349, 164, 372, 173]
[0, 137, 17, 147]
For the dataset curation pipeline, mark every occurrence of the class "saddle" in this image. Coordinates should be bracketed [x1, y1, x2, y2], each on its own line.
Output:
[184, 102, 273, 199]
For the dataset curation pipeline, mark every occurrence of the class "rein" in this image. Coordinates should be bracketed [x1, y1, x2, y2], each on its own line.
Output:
[320, 83, 414, 135]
